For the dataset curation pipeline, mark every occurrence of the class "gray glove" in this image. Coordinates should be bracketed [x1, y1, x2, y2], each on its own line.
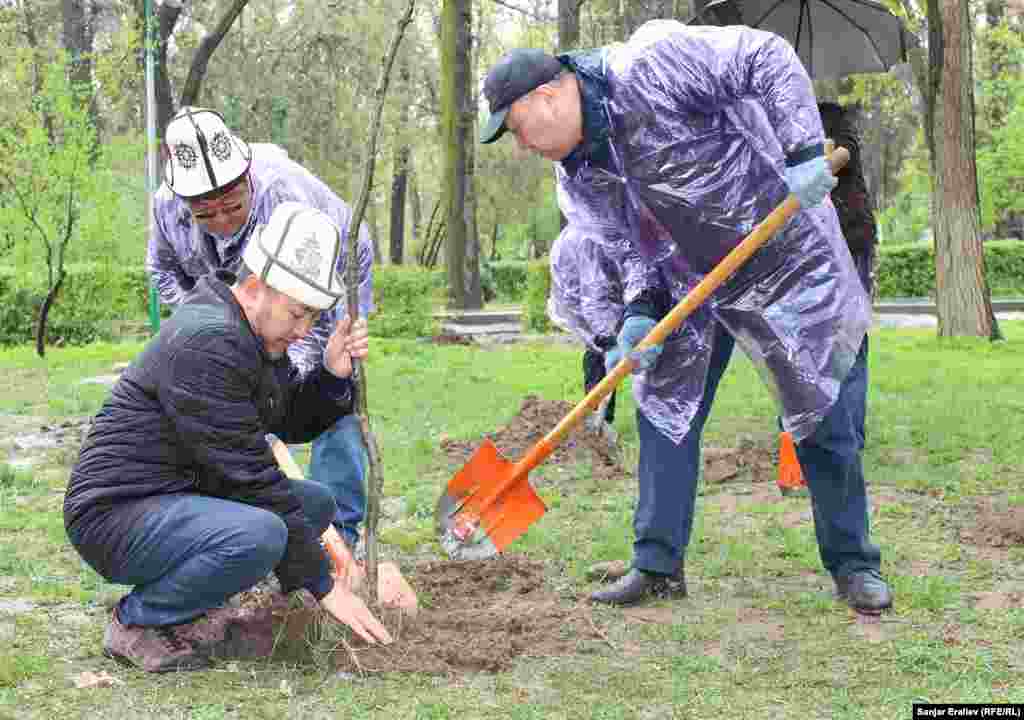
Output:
[605, 316, 663, 373]
[784, 154, 837, 208]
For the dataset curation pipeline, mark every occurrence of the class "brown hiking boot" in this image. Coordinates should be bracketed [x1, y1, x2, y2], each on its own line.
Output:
[103, 610, 212, 673]
[206, 589, 320, 661]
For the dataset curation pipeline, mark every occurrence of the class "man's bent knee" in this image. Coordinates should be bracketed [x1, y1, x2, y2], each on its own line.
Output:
[239, 511, 288, 569]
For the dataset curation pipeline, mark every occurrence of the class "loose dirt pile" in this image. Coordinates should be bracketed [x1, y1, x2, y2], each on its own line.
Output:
[702, 436, 777, 485]
[331, 555, 596, 675]
[440, 395, 624, 482]
[440, 395, 777, 486]
[960, 504, 1024, 548]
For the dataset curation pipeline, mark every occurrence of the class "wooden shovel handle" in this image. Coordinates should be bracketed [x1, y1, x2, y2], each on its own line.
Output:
[266, 433, 362, 581]
[512, 147, 850, 477]
[267, 433, 305, 480]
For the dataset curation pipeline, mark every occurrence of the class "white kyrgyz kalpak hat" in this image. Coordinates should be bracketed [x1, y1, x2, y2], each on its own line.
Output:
[164, 107, 252, 199]
[242, 202, 346, 311]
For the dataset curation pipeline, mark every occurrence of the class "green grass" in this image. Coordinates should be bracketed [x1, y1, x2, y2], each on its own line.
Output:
[0, 322, 1023, 718]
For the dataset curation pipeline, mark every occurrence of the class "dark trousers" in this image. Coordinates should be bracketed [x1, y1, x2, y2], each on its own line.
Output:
[583, 347, 616, 423]
[633, 324, 880, 579]
[70, 480, 335, 627]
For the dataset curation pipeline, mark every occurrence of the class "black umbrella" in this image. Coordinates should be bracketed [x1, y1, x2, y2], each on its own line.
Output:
[691, 0, 914, 79]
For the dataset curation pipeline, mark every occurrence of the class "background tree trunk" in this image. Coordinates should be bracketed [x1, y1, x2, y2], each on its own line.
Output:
[389, 65, 411, 265]
[132, 0, 182, 137]
[62, 0, 100, 142]
[21, 3, 56, 144]
[389, 145, 409, 265]
[927, 0, 1000, 339]
[441, 0, 481, 309]
[558, 0, 580, 50]
[557, 0, 581, 232]
[408, 164, 422, 250]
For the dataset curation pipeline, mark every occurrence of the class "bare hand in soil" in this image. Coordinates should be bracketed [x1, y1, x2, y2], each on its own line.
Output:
[320, 582, 393, 645]
[325, 317, 369, 379]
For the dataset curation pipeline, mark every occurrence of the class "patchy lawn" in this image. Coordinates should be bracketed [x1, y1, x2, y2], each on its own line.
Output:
[0, 323, 1023, 719]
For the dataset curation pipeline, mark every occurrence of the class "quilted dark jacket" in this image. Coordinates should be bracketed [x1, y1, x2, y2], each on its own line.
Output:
[64, 272, 354, 598]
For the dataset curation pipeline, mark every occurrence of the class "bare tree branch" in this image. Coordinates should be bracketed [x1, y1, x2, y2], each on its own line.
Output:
[490, 0, 555, 23]
[343, 0, 417, 604]
[179, 0, 250, 107]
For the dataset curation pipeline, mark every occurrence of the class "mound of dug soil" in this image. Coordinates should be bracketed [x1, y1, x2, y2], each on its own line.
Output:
[702, 436, 777, 485]
[440, 395, 624, 482]
[440, 394, 777, 486]
[332, 555, 597, 675]
[960, 505, 1024, 548]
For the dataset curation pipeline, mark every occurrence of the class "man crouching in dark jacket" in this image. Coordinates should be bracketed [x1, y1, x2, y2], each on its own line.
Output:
[64, 201, 392, 673]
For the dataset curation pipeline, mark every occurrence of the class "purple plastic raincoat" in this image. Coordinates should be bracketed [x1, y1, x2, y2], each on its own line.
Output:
[557, 20, 870, 442]
[148, 144, 375, 374]
[548, 222, 719, 438]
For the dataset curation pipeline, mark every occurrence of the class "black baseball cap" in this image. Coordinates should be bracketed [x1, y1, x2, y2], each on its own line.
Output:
[480, 48, 563, 144]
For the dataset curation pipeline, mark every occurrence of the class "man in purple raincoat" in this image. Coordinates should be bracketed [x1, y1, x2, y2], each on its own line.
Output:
[148, 107, 374, 550]
[481, 20, 892, 613]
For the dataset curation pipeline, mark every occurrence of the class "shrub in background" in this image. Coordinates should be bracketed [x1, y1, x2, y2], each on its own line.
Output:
[486, 260, 529, 302]
[524, 260, 551, 333]
[0, 264, 149, 347]
[370, 266, 440, 338]
[875, 239, 1024, 298]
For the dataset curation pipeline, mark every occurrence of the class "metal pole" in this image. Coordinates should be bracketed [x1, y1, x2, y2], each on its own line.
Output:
[145, 0, 160, 333]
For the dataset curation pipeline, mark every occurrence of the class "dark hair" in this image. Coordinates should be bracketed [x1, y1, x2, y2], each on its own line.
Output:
[817, 102, 845, 121]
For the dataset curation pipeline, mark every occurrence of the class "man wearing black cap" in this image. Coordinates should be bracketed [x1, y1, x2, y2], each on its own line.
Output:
[480, 21, 892, 615]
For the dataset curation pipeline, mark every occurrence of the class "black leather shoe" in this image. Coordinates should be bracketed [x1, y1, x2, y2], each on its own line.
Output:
[589, 568, 687, 606]
[835, 570, 893, 614]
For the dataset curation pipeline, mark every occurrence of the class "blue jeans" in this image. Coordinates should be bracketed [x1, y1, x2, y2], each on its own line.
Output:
[633, 324, 880, 579]
[309, 414, 367, 548]
[72, 480, 335, 627]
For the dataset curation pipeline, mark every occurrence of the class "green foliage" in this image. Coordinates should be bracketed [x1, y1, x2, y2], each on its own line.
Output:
[371, 266, 440, 339]
[524, 260, 551, 333]
[875, 244, 934, 298]
[501, 192, 561, 261]
[876, 134, 932, 246]
[0, 48, 142, 356]
[977, 77, 1024, 232]
[984, 241, 1024, 295]
[876, 240, 1024, 298]
[0, 265, 150, 347]
[485, 260, 530, 302]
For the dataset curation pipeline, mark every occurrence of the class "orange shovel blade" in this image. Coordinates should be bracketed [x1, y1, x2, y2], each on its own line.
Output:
[436, 439, 547, 559]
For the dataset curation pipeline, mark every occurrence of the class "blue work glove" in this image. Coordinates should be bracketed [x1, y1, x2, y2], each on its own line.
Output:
[784, 154, 837, 208]
[605, 316, 663, 373]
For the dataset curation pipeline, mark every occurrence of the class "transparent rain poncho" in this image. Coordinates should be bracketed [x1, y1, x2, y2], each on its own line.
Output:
[548, 221, 719, 441]
[555, 20, 870, 442]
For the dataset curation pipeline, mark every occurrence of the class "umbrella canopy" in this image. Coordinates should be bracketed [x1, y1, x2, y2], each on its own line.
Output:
[691, 0, 913, 79]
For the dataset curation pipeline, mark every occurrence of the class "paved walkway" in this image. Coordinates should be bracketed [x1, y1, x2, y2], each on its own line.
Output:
[874, 311, 1024, 329]
[439, 304, 1024, 337]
